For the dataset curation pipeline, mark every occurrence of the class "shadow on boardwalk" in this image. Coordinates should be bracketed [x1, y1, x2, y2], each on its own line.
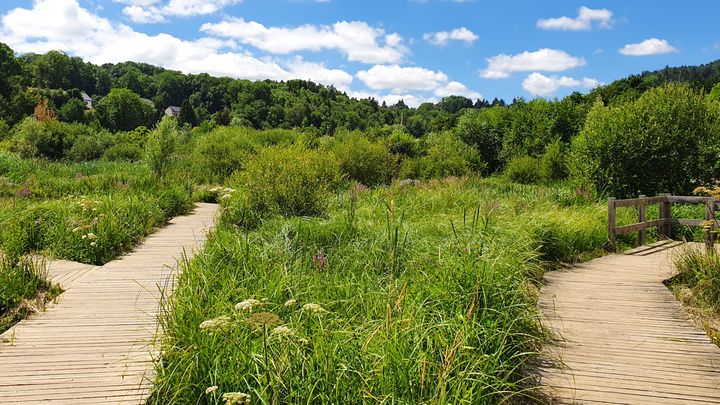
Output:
[537, 241, 720, 404]
[0, 203, 218, 404]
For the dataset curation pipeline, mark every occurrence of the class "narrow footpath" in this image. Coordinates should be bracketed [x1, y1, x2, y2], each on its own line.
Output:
[538, 241, 720, 404]
[0, 203, 218, 404]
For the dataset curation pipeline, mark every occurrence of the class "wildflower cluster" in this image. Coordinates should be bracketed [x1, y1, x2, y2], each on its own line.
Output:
[210, 186, 236, 201]
[222, 392, 251, 404]
[199, 315, 231, 333]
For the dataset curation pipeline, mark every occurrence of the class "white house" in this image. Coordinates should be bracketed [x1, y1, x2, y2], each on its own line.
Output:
[81, 92, 92, 109]
[164, 106, 181, 117]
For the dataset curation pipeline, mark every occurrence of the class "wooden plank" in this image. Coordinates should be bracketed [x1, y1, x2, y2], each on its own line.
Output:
[0, 203, 218, 403]
[538, 241, 720, 401]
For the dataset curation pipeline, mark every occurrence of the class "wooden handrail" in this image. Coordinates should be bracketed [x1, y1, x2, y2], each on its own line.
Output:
[607, 194, 716, 251]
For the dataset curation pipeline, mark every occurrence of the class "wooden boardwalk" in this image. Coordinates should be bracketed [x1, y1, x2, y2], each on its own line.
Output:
[538, 241, 720, 404]
[0, 203, 218, 404]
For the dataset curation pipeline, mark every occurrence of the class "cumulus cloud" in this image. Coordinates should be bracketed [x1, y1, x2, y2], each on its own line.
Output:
[200, 19, 408, 64]
[122, 5, 166, 23]
[356, 65, 481, 104]
[522, 72, 600, 96]
[357, 65, 448, 92]
[433, 81, 481, 99]
[116, 0, 241, 23]
[423, 27, 478, 46]
[0, 0, 351, 88]
[537, 6, 613, 31]
[480, 48, 585, 79]
[619, 38, 677, 56]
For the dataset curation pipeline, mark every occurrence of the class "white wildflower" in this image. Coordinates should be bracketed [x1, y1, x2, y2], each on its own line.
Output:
[270, 325, 296, 339]
[86, 232, 97, 239]
[283, 299, 297, 307]
[235, 299, 261, 311]
[302, 303, 327, 314]
[220, 194, 232, 200]
[205, 385, 218, 394]
[199, 315, 231, 332]
[90, 242, 96, 247]
[222, 392, 251, 404]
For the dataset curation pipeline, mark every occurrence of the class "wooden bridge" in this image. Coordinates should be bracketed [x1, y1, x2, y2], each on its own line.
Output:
[0, 203, 217, 404]
[539, 195, 720, 403]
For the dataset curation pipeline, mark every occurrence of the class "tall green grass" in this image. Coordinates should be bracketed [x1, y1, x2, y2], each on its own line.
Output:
[151, 178, 608, 404]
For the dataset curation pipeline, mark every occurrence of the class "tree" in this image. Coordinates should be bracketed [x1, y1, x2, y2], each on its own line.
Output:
[145, 116, 178, 178]
[96, 88, 155, 132]
[31, 51, 72, 89]
[59, 98, 86, 123]
[177, 99, 198, 127]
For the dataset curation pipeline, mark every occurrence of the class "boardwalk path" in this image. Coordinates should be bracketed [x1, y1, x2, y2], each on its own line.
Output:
[538, 241, 720, 404]
[0, 203, 218, 404]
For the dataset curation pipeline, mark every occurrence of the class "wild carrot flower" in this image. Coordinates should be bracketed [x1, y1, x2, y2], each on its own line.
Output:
[271, 325, 296, 339]
[199, 316, 231, 332]
[235, 299, 261, 311]
[205, 386, 218, 394]
[221, 392, 251, 404]
[302, 303, 327, 314]
[283, 299, 297, 307]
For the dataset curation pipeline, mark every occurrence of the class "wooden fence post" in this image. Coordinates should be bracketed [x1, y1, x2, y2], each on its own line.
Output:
[608, 197, 616, 252]
[659, 193, 671, 239]
[706, 197, 715, 253]
[638, 195, 646, 246]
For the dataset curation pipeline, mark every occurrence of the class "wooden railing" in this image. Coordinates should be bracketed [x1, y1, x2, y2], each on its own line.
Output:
[608, 194, 717, 251]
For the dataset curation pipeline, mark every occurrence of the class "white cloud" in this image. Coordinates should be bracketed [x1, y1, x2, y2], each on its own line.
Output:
[162, 0, 241, 17]
[356, 65, 481, 103]
[357, 65, 448, 92]
[117, 0, 241, 23]
[522, 72, 600, 96]
[619, 38, 677, 56]
[433, 81, 481, 99]
[423, 27, 478, 46]
[200, 19, 408, 64]
[537, 6, 613, 31]
[0, 0, 352, 88]
[122, 5, 166, 23]
[480, 48, 585, 79]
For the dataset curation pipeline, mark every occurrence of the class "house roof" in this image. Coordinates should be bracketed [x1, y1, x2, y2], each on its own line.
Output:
[166, 106, 181, 113]
[81, 92, 92, 102]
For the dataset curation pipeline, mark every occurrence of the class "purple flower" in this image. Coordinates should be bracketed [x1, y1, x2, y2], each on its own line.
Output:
[312, 250, 327, 269]
[15, 186, 32, 198]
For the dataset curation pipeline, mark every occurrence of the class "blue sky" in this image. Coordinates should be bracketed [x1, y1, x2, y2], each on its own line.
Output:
[1, 0, 719, 106]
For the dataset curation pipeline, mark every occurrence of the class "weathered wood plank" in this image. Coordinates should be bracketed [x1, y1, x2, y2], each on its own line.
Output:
[538, 242, 720, 403]
[0, 203, 218, 403]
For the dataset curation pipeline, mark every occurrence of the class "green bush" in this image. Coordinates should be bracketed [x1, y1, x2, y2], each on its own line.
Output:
[570, 84, 717, 197]
[103, 143, 142, 162]
[67, 130, 113, 162]
[329, 132, 396, 186]
[192, 127, 256, 183]
[538, 139, 568, 182]
[232, 145, 341, 217]
[145, 116, 178, 178]
[418, 131, 481, 179]
[505, 155, 540, 184]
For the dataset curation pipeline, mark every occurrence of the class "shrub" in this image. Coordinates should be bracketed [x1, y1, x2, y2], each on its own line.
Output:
[419, 131, 482, 179]
[538, 139, 568, 182]
[145, 116, 178, 178]
[232, 145, 341, 217]
[103, 143, 142, 162]
[192, 127, 256, 183]
[67, 130, 113, 162]
[505, 155, 539, 184]
[454, 107, 506, 172]
[329, 132, 396, 186]
[10, 117, 67, 159]
[570, 84, 716, 197]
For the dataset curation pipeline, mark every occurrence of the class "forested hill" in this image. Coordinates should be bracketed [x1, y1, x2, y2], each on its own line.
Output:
[588, 59, 720, 103]
[1, 40, 720, 138]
